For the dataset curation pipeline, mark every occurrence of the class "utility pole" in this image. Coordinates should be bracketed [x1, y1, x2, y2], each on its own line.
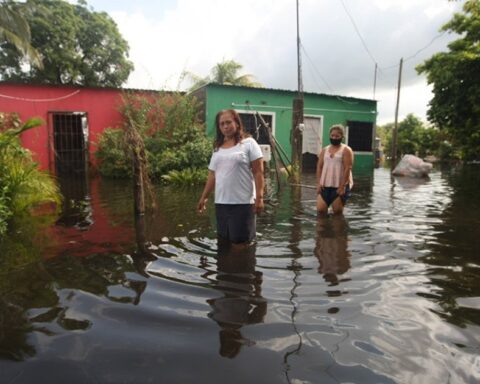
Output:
[291, 0, 304, 180]
[391, 58, 403, 170]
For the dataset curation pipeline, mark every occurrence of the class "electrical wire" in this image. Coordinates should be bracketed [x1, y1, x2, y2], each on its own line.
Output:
[380, 31, 448, 70]
[340, 0, 379, 67]
[301, 44, 359, 105]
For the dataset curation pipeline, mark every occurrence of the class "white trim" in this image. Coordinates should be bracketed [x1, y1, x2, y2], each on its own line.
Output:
[234, 109, 276, 137]
[231, 102, 376, 115]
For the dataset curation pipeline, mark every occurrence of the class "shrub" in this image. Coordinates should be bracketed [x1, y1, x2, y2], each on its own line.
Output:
[0, 114, 61, 237]
[95, 92, 212, 180]
[96, 128, 132, 178]
[161, 168, 209, 186]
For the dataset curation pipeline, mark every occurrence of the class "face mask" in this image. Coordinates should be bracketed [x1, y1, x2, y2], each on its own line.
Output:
[330, 138, 342, 146]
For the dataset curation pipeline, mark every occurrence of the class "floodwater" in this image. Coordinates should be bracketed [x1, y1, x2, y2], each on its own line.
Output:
[1, 165, 479, 384]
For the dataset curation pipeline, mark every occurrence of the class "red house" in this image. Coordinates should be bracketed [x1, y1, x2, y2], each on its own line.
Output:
[0, 82, 155, 174]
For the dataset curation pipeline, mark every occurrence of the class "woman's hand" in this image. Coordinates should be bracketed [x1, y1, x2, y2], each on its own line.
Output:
[337, 185, 346, 196]
[316, 184, 324, 194]
[254, 197, 264, 214]
[197, 197, 208, 213]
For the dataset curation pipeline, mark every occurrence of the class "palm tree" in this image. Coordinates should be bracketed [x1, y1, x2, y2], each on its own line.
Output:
[0, 0, 42, 68]
[186, 59, 263, 91]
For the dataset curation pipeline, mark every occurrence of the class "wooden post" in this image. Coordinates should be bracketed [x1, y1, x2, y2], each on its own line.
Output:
[291, 0, 304, 181]
[132, 148, 145, 215]
[391, 58, 403, 170]
[291, 97, 304, 181]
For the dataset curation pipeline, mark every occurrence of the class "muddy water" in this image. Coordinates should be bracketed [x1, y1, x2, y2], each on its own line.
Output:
[1, 165, 479, 383]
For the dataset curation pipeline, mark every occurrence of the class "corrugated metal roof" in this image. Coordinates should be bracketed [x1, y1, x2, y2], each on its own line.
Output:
[197, 83, 376, 103]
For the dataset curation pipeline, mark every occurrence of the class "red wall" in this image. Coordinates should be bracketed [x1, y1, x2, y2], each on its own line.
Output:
[0, 83, 142, 171]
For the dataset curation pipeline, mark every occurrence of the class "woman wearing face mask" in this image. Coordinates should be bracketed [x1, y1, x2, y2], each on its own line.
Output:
[316, 124, 354, 215]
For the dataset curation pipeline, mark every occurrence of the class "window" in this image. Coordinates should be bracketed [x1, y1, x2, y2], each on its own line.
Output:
[50, 112, 88, 175]
[238, 112, 274, 145]
[346, 120, 373, 152]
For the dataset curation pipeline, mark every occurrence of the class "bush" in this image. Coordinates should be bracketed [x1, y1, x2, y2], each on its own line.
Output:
[95, 92, 212, 181]
[96, 128, 132, 178]
[0, 114, 61, 237]
[161, 168, 208, 186]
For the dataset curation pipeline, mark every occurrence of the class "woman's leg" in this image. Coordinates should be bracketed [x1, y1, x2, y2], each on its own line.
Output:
[317, 193, 328, 215]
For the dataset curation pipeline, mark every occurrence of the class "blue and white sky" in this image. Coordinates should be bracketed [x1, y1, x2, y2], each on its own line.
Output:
[82, 0, 464, 124]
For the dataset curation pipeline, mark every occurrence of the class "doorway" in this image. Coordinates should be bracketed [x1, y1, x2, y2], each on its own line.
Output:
[50, 112, 88, 176]
[302, 116, 323, 171]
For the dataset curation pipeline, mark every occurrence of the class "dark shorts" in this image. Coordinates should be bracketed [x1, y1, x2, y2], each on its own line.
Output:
[319, 185, 351, 207]
[215, 204, 256, 244]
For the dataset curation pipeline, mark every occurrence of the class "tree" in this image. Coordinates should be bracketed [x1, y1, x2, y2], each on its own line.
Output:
[417, 0, 480, 160]
[0, 0, 42, 68]
[186, 59, 263, 90]
[0, 0, 133, 87]
[377, 114, 446, 160]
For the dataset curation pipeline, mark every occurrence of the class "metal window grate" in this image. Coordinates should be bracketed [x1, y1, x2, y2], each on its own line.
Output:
[239, 113, 272, 145]
[51, 112, 88, 176]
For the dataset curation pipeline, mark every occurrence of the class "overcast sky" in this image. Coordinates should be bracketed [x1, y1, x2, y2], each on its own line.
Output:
[85, 0, 464, 124]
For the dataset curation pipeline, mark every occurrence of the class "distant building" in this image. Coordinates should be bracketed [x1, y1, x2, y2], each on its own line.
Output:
[192, 83, 377, 171]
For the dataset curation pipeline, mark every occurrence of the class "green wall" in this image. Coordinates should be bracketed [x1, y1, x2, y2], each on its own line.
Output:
[202, 84, 376, 172]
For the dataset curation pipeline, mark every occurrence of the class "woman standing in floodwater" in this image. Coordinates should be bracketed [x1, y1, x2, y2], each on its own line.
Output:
[197, 109, 264, 244]
[316, 124, 354, 215]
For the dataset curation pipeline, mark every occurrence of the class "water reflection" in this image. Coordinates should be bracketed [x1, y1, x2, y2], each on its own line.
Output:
[314, 215, 351, 286]
[206, 240, 267, 358]
[2, 166, 480, 383]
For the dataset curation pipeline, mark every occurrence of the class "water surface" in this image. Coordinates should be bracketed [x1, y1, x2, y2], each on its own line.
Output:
[1, 166, 479, 383]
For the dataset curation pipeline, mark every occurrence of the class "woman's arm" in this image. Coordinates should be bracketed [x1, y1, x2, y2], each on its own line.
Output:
[197, 170, 215, 213]
[251, 158, 264, 213]
[337, 146, 354, 196]
[316, 148, 325, 194]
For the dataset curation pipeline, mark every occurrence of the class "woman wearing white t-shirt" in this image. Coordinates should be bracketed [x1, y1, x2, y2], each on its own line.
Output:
[197, 109, 264, 244]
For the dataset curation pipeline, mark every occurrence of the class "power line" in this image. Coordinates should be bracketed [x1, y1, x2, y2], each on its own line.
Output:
[301, 44, 358, 105]
[340, 0, 378, 67]
[380, 31, 447, 70]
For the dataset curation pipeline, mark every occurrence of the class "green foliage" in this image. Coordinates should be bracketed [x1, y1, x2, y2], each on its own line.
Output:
[96, 92, 212, 181]
[417, 0, 480, 161]
[185, 59, 263, 91]
[377, 114, 456, 161]
[0, 0, 133, 87]
[161, 168, 208, 186]
[0, 113, 61, 237]
[0, 0, 42, 68]
[95, 128, 132, 178]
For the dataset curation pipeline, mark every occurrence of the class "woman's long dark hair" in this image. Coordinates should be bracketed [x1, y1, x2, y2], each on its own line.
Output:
[214, 109, 244, 150]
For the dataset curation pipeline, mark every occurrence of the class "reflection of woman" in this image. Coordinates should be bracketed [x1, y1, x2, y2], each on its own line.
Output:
[314, 216, 351, 285]
[316, 124, 354, 215]
[197, 109, 264, 244]
[207, 241, 267, 358]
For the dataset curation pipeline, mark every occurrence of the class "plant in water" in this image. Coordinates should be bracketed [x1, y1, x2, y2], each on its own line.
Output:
[0, 113, 61, 237]
[161, 168, 208, 186]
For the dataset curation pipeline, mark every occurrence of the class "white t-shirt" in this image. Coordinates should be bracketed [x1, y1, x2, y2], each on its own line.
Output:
[208, 137, 263, 204]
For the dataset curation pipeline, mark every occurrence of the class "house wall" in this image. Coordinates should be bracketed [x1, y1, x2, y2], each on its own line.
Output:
[203, 84, 377, 171]
[0, 83, 134, 172]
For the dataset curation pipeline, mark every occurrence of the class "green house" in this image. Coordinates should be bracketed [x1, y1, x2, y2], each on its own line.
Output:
[193, 84, 377, 171]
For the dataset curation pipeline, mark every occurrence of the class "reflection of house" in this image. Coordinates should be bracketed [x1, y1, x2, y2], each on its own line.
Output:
[193, 84, 377, 171]
[0, 82, 157, 174]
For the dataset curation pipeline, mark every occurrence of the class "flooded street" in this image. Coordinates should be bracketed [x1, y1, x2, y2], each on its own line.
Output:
[1, 165, 479, 383]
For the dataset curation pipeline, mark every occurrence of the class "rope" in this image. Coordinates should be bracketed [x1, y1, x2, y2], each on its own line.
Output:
[0, 89, 81, 102]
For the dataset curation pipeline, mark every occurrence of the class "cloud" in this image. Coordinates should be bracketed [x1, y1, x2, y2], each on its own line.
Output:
[97, 0, 463, 123]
